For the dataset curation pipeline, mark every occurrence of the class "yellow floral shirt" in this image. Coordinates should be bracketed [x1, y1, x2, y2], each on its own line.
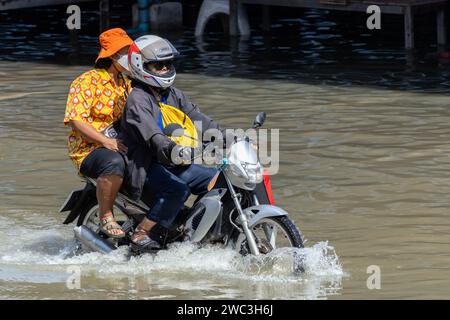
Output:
[63, 68, 131, 170]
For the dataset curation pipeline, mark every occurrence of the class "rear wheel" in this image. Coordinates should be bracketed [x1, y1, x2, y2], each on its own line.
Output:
[76, 202, 131, 250]
[78, 203, 129, 232]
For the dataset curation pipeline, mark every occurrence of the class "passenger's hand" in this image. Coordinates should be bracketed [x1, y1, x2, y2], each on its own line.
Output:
[102, 138, 128, 153]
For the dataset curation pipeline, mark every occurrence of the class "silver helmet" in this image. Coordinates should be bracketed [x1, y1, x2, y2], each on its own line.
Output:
[128, 35, 179, 88]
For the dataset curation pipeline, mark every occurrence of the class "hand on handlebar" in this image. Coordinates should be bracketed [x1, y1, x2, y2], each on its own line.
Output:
[171, 145, 195, 166]
[171, 138, 235, 166]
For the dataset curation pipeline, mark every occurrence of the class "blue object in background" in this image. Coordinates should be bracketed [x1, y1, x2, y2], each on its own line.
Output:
[127, 0, 150, 34]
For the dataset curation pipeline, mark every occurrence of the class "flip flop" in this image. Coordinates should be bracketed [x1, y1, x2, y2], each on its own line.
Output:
[99, 214, 125, 239]
[130, 228, 161, 253]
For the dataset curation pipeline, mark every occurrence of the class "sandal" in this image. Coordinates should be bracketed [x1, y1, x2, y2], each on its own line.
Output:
[130, 226, 161, 253]
[99, 214, 125, 239]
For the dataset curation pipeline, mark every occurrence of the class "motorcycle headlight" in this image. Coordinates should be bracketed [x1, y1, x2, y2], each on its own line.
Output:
[242, 162, 263, 184]
[229, 162, 247, 180]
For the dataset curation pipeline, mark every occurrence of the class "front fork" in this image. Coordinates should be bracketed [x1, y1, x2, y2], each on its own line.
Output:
[224, 175, 260, 255]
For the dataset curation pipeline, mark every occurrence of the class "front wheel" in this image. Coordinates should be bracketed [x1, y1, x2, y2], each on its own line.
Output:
[232, 216, 304, 255]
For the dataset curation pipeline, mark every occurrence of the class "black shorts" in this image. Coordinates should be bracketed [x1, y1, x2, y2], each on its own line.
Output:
[80, 148, 125, 178]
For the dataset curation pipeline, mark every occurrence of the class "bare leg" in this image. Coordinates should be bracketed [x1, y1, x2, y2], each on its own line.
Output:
[97, 175, 124, 236]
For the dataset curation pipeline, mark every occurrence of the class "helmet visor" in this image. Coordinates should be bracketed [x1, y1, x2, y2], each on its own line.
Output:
[143, 60, 175, 79]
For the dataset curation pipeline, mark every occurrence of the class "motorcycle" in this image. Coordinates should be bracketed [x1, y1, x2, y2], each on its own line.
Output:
[60, 113, 304, 259]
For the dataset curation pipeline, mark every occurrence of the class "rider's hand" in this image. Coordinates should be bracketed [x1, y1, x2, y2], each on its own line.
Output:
[172, 145, 195, 165]
[102, 137, 128, 153]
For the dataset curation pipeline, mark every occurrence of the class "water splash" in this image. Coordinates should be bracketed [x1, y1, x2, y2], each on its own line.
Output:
[0, 228, 344, 277]
[0, 214, 345, 299]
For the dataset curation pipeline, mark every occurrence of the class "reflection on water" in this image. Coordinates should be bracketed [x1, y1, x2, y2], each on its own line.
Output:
[1, 5, 450, 92]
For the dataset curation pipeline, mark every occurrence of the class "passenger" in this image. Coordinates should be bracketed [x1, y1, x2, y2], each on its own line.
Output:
[63, 28, 133, 238]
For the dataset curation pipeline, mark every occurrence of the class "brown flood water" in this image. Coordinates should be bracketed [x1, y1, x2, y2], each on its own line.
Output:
[1, 60, 450, 299]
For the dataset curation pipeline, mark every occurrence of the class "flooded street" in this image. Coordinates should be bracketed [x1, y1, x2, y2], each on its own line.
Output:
[2, 4, 450, 299]
[1, 59, 450, 299]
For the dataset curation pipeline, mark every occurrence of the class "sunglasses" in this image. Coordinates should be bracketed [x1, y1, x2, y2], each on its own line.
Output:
[145, 60, 174, 71]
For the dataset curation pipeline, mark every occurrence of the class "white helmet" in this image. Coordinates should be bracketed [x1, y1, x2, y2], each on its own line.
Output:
[128, 35, 179, 88]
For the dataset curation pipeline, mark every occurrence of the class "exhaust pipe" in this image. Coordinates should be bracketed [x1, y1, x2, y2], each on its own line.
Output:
[74, 226, 116, 254]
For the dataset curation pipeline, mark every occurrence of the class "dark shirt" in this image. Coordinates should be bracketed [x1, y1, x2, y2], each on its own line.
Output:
[119, 81, 223, 200]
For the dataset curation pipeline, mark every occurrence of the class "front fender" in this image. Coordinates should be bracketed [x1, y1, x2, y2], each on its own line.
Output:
[243, 205, 289, 228]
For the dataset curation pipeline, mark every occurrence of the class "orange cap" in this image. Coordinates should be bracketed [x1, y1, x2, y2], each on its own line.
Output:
[95, 28, 133, 62]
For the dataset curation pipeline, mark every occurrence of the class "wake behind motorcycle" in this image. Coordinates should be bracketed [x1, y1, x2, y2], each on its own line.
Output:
[60, 113, 304, 259]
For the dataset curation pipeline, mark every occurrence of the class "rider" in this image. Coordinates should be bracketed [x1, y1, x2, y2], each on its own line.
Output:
[64, 28, 133, 239]
[120, 35, 228, 251]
